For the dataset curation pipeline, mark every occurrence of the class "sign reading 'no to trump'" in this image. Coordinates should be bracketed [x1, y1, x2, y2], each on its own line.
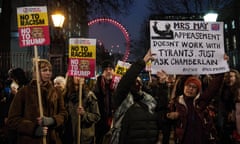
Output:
[17, 6, 50, 47]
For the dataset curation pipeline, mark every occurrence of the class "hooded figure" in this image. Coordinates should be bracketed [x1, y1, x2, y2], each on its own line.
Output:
[113, 50, 159, 144]
[8, 68, 29, 88]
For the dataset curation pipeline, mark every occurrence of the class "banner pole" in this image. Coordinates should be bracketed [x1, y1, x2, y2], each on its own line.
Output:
[34, 45, 46, 144]
[77, 77, 84, 144]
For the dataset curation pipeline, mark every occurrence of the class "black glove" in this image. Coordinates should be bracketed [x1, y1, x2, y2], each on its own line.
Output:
[42, 116, 55, 126]
[34, 126, 44, 137]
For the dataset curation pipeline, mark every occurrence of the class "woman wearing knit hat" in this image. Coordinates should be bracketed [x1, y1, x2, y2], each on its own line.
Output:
[94, 59, 115, 144]
[183, 76, 202, 97]
[166, 74, 224, 144]
[7, 59, 67, 144]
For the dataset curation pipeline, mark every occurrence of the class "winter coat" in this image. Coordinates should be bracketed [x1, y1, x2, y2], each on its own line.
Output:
[114, 59, 160, 144]
[170, 74, 224, 144]
[94, 75, 115, 140]
[7, 80, 68, 144]
[63, 90, 100, 144]
[119, 93, 159, 144]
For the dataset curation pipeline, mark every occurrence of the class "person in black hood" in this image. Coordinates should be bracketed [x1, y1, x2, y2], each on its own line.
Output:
[8, 68, 29, 89]
[5, 68, 29, 144]
[113, 50, 160, 144]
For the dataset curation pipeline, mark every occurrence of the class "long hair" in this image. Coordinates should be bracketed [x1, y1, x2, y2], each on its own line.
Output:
[31, 59, 52, 80]
[65, 76, 76, 97]
[229, 69, 240, 101]
[65, 76, 89, 99]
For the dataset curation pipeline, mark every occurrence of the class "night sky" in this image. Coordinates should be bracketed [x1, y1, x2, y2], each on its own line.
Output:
[88, 0, 150, 61]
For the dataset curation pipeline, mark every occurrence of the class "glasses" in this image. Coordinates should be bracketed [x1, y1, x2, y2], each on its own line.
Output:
[185, 84, 198, 89]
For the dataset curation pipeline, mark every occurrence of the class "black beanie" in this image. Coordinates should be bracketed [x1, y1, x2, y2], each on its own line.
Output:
[101, 60, 114, 70]
[9, 68, 28, 85]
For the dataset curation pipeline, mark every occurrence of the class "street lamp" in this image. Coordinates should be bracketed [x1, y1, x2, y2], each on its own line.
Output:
[204, 11, 218, 22]
[50, 12, 66, 76]
[51, 13, 65, 28]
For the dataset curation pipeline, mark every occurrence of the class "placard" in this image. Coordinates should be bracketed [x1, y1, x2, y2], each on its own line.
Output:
[17, 6, 50, 47]
[68, 38, 96, 78]
[150, 20, 229, 75]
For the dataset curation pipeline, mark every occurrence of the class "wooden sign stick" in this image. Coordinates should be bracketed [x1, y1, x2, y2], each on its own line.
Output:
[34, 45, 46, 144]
[77, 77, 84, 144]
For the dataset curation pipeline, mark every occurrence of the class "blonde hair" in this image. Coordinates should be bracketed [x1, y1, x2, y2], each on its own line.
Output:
[54, 76, 66, 89]
[10, 81, 19, 90]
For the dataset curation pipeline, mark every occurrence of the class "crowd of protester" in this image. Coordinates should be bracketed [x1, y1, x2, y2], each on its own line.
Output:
[0, 50, 239, 144]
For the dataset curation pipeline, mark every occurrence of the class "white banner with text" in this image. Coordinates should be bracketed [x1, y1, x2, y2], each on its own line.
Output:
[150, 20, 229, 75]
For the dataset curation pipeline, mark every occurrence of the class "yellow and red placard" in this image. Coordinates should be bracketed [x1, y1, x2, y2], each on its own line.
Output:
[114, 60, 131, 76]
[68, 38, 96, 78]
[17, 6, 50, 47]
[111, 60, 131, 89]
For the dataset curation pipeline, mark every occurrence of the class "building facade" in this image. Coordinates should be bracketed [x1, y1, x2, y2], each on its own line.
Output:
[219, 0, 240, 71]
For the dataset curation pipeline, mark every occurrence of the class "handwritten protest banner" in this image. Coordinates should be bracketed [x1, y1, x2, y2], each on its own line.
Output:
[68, 38, 96, 78]
[150, 20, 229, 75]
[17, 6, 50, 47]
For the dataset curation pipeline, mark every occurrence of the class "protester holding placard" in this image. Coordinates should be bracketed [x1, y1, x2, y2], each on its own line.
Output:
[166, 73, 226, 144]
[62, 76, 100, 144]
[7, 59, 68, 144]
[66, 37, 97, 144]
[113, 50, 161, 144]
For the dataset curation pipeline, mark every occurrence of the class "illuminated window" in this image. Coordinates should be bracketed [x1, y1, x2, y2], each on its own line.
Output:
[233, 55, 236, 67]
[225, 38, 229, 51]
[232, 20, 235, 29]
[224, 23, 228, 29]
[233, 35, 237, 49]
[224, 23, 228, 32]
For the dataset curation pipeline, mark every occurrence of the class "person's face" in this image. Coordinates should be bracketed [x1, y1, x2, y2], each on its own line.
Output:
[11, 86, 18, 95]
[54, 81, 64, 90]
[184, 82, 198, 97]
[73, 76, 80, 90]
[40, 66, 52, 82]
[73, 76, 80, 85]
[103, 67, 114, 80]
[73, 76, 85, 90]
[130, 79, 142, 93]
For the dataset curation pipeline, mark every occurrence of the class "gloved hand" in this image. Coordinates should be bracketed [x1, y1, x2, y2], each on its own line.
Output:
[34, 126, 48, 136]
[37, 116, 55, 126]
[42, 116, 55, 126]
